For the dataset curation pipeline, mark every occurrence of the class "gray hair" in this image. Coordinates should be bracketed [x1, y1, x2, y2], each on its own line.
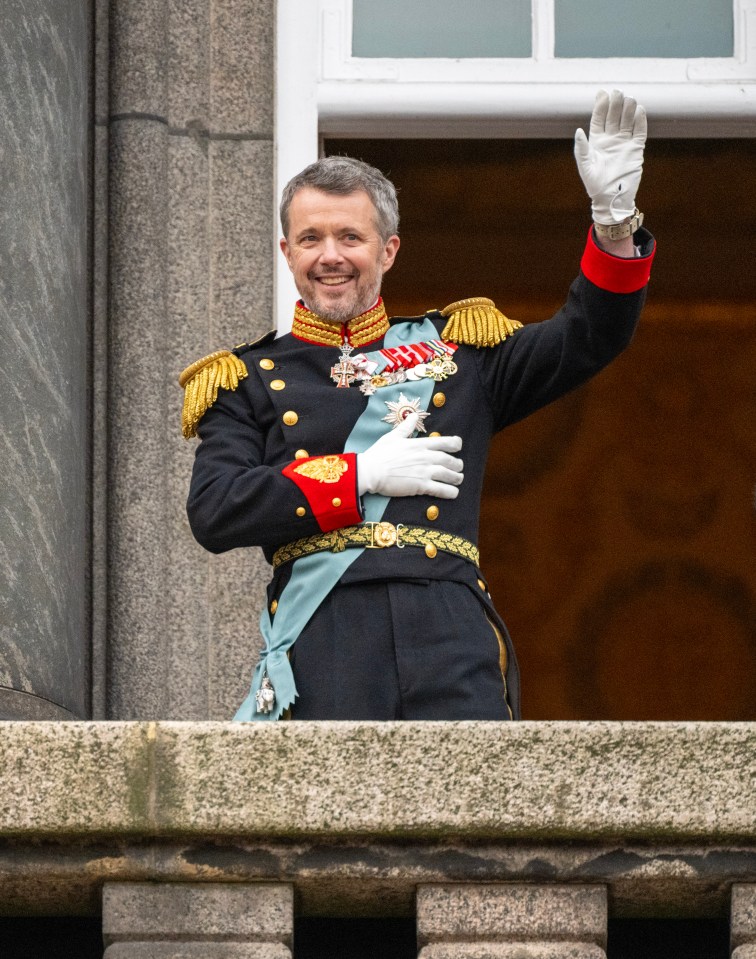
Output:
[280, 156, 399, 242]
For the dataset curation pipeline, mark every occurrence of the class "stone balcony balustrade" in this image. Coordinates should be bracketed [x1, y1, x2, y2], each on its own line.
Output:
[0, 721, 755, 957]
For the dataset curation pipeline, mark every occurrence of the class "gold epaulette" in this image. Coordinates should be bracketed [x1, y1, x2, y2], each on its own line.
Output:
[440, 297, 523, 348]
[178, 349, 248, 438]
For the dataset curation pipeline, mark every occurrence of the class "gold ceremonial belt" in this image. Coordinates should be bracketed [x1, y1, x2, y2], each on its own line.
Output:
[272, 522, 480, 570]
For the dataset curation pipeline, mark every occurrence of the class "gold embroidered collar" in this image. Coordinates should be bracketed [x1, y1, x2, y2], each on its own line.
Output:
[291, 299, 389, 348]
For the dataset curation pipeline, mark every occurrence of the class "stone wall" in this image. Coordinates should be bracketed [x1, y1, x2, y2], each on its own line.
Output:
[0, 0, 92, 719]
[0, 0, 276, 722]
[105, 0, 275, 719]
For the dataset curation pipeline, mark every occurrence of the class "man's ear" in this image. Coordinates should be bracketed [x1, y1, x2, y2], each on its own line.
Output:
[381, 235, 400, 274]
[279, 237, 293, 271]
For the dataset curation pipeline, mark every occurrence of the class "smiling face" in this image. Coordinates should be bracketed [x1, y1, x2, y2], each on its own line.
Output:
[280, 187, 400, 323]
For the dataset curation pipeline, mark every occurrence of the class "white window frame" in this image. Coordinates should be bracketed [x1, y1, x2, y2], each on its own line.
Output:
[275, 0, 756, 328]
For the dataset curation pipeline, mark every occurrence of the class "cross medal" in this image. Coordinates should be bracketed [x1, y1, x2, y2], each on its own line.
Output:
[330, 343, 357, 388]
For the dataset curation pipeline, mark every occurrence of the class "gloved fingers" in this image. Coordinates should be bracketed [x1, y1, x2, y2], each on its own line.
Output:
[413, 434, 463, 454]
[425, 465, 465, 486]
[573, 127, 591, 164]
[632, 104, 648, 144]
[589, 89, 610, 138]
[421, 480, 461, 500]
[392, 410, 420, 438]
[619, 95, 637, 136]
[604, 89, 625, 135]
[396, 450, 463, 473]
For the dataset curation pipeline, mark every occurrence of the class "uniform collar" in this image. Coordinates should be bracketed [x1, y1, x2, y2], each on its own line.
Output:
[291, 298, 389, 348]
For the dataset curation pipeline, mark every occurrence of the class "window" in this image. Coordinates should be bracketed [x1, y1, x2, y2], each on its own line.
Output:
[352, 0, 734, 60]
[276, 0, 756, 326]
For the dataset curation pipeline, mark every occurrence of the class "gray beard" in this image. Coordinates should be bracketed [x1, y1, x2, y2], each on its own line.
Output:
[308, 279, 382, 325]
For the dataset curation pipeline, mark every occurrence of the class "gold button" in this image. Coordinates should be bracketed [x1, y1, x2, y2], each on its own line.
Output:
[433, 392, 446, 408]
[283, 411, 298, 426]
[295, 449, 309, 460]
[426, 505, 439, 521]
[296, 506, 306, 517]
[429, 431, 441, 438]
[270, 599, 278, 614]
[259, 358, 274, 370]
[477, 578, 487, 591]
[332, 497, 342, 508]
[425, 544, 438, 559]
[270, 379, 285, 391]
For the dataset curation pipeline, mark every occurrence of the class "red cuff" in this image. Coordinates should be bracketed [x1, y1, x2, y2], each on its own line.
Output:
[282, 453, 362, 532]
[580, 227, 655, 294]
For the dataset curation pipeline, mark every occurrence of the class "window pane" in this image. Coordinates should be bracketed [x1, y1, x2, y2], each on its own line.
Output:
[352, 0, 531, 58]
[555, 0, 733, 58]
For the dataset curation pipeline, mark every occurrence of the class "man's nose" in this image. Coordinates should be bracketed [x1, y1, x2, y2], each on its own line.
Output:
[319, 237, 344, 264]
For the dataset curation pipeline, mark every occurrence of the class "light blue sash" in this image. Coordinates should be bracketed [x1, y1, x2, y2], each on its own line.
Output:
[234, 316, 438, 721]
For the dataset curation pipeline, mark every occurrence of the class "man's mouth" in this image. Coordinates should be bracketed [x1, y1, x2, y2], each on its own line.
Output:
[315, 275, 353, 287]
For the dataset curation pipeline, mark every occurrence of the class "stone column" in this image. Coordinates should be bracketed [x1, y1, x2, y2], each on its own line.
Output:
[107, 0, 274, 719]
[732, 885, 756, 959]
[416, 884, 608, 959]
[0, 0, 92, 719]
[102, 882, 293, 958]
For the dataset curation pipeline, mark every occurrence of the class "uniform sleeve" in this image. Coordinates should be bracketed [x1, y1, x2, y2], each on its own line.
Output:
[186, 379, 361, 554]
[476, 227, 656, 431]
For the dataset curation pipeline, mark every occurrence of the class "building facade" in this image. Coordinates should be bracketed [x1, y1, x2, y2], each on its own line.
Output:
[1, 1, 755, 956]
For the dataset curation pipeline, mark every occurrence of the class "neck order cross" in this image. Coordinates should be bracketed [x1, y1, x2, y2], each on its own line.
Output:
[330, 341, 358, 388]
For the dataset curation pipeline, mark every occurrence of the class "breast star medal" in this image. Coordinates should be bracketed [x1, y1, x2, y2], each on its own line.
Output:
[382, 393, 430, 432]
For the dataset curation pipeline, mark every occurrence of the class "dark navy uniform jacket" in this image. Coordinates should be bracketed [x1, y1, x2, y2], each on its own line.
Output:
[186, 228, 656, 717]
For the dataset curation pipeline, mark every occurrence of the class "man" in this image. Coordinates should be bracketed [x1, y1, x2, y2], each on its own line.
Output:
[181, 90, 655, 722]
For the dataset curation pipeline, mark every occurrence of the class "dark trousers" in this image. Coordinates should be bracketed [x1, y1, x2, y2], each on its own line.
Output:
[288, 579, 512, 720]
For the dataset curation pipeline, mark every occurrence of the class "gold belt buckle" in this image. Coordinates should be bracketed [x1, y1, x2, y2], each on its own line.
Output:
[366, 521, 405, 549]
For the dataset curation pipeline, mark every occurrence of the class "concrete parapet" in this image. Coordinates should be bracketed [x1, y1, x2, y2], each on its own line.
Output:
[416, 884, 606, 959]
[1, 721, 754, 842]
[102, 882, 293, 958]
[0, 722, 754, 919]
[732, 885, 756, 950]
[105, 947, 291, 959]
[418, 945, 607, 959]
[417, 885, 607, 945]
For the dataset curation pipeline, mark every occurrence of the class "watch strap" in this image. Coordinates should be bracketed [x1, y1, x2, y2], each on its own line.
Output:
[593, 208, 644, 241]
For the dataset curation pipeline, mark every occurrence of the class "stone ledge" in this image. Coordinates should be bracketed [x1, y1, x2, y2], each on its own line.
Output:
[0, 840, 754, 918]
[0, 721, 754, 841]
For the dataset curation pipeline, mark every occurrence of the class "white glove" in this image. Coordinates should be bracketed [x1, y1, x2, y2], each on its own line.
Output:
[574, 89, 647, 224]
[357, 412, 464, 499]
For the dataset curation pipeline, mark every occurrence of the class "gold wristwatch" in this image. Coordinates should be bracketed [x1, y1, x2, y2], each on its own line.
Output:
[593, 208, 644, 241]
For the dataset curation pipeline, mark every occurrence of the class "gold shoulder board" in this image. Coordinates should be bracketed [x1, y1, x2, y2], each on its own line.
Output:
[178, 349, 248, 438]
[440, 296, 523, 348]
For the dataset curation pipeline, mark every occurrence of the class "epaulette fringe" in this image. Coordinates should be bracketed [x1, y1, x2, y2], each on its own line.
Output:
[440, 297, 523, 348]
[178, 350, 248, 438]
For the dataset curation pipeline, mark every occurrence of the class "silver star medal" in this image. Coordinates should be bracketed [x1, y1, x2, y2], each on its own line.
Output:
[382, 393, 430, 432]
